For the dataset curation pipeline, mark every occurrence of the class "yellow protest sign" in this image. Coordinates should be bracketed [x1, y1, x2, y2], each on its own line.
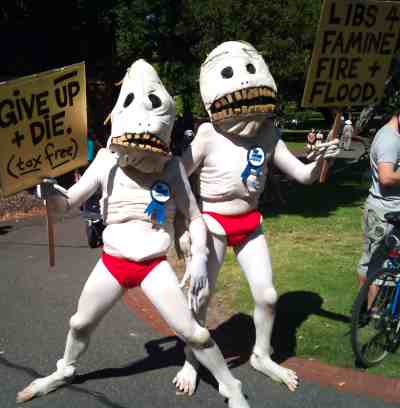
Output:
[302, 0, 400, 108]
[0, 62, 87, 197]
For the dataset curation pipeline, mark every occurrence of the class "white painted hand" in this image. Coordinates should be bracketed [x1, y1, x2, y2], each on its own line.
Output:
[179, 256, 191, 289]
[306, 138, 340, 161]
[36, 178, 68, 200]
[187, 254, 209, 313]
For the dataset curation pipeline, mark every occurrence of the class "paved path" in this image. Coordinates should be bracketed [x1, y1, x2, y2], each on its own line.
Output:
[0, 214, 399, 408]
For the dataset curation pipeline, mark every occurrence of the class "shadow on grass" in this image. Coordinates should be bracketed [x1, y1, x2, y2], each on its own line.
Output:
[205, 291, 349, 369]
[272, 291, 350, 362]
[260, 172, 368, 219]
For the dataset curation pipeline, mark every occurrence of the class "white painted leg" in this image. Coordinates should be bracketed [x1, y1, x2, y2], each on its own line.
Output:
[173, 232, 226, 395]
[17, 260, 124, 403]
[235, 229, 298, 392]
[141, 261, 249, 407]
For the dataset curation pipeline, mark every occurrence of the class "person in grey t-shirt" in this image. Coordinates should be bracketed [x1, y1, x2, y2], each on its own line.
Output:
[358, 110, 400, 303]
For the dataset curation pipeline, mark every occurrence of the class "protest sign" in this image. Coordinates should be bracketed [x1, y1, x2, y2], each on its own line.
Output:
[0, 62, 87, 197]
[302, 0, 400, 108]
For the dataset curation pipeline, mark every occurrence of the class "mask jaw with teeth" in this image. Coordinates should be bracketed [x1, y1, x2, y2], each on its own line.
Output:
[107, 59, 176, 173]
[200, 41, 278, 138]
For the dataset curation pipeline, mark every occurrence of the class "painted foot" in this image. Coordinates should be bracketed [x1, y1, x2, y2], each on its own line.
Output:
[16, 360, 75, 403]
[250, 353, 298, 392]
[172, 361, 198, 396]
[219, 380, 250, 408]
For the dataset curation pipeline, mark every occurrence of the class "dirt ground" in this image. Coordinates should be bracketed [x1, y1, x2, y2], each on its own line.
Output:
[0, 190, 45, 221]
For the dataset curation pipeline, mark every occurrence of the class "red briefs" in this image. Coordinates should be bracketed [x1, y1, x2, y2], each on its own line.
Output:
[102, 251, 166, 288]
[202, 209, 262, 247]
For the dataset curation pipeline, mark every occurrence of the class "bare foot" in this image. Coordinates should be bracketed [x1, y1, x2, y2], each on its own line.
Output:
[172, 361, 198, 396]
[219, 380, 250, 408]
[250, 353, 298, 392]
[16, 361, 75, 403]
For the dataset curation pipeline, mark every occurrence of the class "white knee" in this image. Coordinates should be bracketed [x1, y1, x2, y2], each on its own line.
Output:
[69, 313, 93, 334]
[184, 324, 210, 347]
[257, 287, 278, 308]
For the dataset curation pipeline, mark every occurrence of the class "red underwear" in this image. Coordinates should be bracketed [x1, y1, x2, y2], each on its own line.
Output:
[102, 252, 166, 289]
[202, 210, 262, 247]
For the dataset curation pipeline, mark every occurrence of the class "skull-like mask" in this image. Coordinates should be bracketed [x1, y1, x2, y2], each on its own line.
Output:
[108, 59, 176, 173]
[200, 41, 277, 138]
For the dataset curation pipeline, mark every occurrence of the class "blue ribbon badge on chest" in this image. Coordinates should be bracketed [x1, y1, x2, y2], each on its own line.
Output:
[145, 181, 171, 224]
[241, 146, 266, 183]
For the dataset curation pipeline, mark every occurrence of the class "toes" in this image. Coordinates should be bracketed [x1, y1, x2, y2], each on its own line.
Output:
[175, 379, 194, 396]
[286, 373, 299, 392]
[16, 386, 34, 404]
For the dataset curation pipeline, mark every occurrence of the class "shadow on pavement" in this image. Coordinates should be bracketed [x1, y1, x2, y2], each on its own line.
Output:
[73, 335, 186, 385]
[71, 292, 349, 392]
[0, 225, 12, 235]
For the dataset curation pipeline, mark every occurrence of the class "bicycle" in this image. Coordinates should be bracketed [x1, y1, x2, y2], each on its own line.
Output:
[350, 210, 400, 367]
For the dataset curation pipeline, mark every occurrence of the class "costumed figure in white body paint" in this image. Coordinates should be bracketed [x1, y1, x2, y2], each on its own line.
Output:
[173, 41, 340, 395]
[17, 59, 250, 408]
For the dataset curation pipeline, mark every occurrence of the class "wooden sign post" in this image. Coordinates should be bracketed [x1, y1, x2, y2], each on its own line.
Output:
[45, 201, 55, 268]
[319, 111, 342, 183]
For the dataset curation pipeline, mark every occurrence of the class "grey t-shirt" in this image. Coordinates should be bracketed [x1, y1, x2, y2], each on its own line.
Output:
[368, 124, 400, 211]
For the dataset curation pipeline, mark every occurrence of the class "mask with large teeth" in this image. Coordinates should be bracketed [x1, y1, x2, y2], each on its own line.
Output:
[107, 59, 176, 173]
[200, 41, 277, 138]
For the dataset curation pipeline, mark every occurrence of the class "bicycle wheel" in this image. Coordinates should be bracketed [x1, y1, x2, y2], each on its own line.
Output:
[350, 269, 396, 367]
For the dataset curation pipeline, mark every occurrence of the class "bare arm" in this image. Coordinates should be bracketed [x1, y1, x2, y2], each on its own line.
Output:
[378, 162, 400, 187]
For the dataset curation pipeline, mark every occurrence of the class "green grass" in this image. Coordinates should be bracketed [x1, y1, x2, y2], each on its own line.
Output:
[285, 141, 305, 153]
[214, 174, 400, 378]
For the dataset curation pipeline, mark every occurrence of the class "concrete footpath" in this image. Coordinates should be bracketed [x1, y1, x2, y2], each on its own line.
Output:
[0, 214, 399, 408]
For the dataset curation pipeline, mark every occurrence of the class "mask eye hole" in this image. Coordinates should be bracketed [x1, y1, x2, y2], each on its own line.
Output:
[221, 66, 233, 79]
[149, 93, 162, 108]
[246, 63, 256, 74]
[123, 93, 134, 108]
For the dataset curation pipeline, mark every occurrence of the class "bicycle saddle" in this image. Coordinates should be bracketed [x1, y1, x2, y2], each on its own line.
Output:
[384, 211, 400, 225]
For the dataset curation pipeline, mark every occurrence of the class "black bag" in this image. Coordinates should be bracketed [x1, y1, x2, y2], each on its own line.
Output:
[85, 218, 105, 248]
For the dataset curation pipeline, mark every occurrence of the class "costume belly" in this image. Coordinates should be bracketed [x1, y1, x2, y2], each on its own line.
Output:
[102, 219, 172, 262]
[102, 251, 166, 288]
[203, 210, 262, 247]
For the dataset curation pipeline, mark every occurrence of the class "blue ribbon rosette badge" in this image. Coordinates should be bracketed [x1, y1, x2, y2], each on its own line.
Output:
[241, 146, 265, 182]
[144, 181, 171, 224]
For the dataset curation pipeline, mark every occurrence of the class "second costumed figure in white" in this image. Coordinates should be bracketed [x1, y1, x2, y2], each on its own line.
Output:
[173, 41, 340, 395]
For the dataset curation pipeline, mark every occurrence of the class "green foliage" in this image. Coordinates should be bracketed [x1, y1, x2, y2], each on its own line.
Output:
[109, 0, 321, 112]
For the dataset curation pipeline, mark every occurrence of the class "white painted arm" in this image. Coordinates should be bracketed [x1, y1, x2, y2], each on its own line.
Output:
[174, 158, 209, 312]
[273, 139, 323, 185]
[65, 150, 105, 210]
[44, 149, 105, 214]
[181, 123, 209, 176]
